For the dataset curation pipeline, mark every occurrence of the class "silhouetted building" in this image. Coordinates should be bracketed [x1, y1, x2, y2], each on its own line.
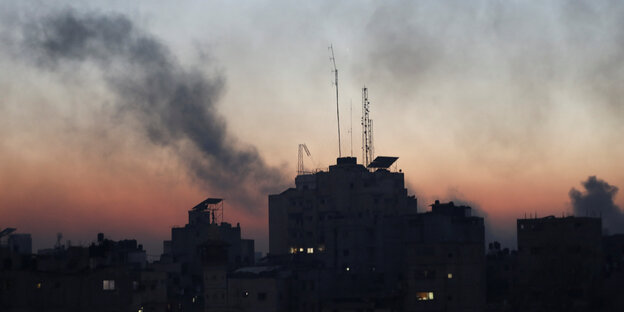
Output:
[227, 265, 291, 312]
[404, 201, 485, 312]
[7, 233, 32, 255]
[269, 157, 487, 311]
[602, 234, 624, 310]
[269, 156, 417, 310]
[200, 240, 229, 312]
[0, 233, 165, 312]
[485, 242, 517, 312]
[516, 216, 603, 311]
[159, 198, 256, 311]
[89, 233, 147, 269]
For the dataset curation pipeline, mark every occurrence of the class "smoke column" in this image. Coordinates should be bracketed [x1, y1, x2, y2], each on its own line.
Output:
[570, 176, 624, 234]
[20, 10, 287, 212]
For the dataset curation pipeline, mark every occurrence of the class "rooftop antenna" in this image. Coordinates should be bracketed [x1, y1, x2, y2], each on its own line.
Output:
[193, 198, 224, 225]
[329, 44, 342, 157]
[297, 143, 312, 175]
[350, 99, 353, 157]
[55, 232, 63, 249]
[361, 86, 374, 166]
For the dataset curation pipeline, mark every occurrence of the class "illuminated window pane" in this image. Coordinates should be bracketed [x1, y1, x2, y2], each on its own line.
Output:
[289, 247, 296, 254]
[103, 280, 115, 290]
[307, 247, 314, 254]
[299, 247, 304, 252]
[447, 273, 453, 279]
[416, 291, 434, 301]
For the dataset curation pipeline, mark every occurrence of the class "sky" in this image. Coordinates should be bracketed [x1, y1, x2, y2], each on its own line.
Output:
[1, 0, 624, 255]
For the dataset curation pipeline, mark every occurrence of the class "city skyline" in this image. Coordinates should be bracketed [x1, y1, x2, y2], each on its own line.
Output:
[1, 1, 624, 255]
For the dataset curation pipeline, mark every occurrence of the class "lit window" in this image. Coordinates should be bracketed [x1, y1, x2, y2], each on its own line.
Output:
[307, 247, 314, 254]
[345, 267, 350, 272]
[103, 280, 115, 290]
[318, 245, 325, 252]
[447, 273, 453, 279]
[36, 282, 42, 289]
[416, 292, 434, 301]
[299, 247, 304, 252]
[289, 247, 297, 254]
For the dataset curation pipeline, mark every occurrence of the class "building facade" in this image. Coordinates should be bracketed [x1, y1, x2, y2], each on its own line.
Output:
[516, 216, 603, 311]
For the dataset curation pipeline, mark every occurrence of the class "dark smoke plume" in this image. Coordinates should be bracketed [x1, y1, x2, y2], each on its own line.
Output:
[570, 176, 624, 234]
[21, 10, 286, 212]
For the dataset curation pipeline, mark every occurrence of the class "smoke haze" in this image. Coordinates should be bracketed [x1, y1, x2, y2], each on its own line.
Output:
[21, 10, 286, 210]
[1, 1, 624, 254]
[570, 176, 624, 234]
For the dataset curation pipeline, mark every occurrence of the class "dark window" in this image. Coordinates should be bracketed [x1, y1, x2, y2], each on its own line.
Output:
[415, 269, 436, 280]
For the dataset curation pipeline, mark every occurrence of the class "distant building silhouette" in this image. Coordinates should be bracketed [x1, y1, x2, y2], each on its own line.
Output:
[404, 200, 485, 311]
[515, 216, 603, 311]
[0, 232, 166, 311]
[269, 156, 416, 309]
[158, 197, 255, 311]
[7, 233, 32, 255]
[601, 234, 624, 310]
[268, 157, 484, 311]
[4, 167, 624, 311]
[485, 241, 517, 311]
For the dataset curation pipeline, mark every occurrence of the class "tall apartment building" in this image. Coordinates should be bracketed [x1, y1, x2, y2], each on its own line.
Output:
[516, 216, 602, 311]
[268, 157, 485, 311]
[404, 201, 485, 312]
[269, 156, 417, 309]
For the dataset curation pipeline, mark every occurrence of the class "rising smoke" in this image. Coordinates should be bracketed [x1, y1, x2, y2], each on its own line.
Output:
[570, 176, 624, 234]
[20, 10, 287, 212]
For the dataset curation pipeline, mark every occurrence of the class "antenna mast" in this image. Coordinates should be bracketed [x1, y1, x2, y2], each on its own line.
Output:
[361, 87, 374, 166]
[329, 44, 342, 157]
[297, 143, 312, 175]
[350, 99, 353, 157]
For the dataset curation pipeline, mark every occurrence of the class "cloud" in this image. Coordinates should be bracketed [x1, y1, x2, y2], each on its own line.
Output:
[569, 176, 624, 234]
[18, 9, 287, 212]
[353, 0, 624, 176]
